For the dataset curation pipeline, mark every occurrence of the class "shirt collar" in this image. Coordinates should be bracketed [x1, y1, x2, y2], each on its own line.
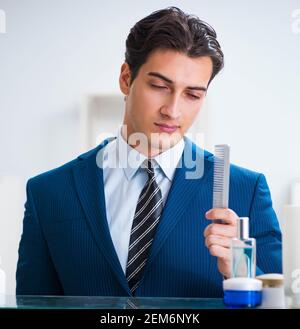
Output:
[152, 137, 184, 181]
[117, 126, 147, 180]
[117, 125, 184, 182]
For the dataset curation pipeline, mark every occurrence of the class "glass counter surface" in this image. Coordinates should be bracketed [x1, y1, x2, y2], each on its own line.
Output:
[0, 295, 225, 309]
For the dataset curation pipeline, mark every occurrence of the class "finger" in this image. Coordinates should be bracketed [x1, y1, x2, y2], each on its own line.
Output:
[205, 208, 238, 225]
[205, 235, 231, 249]
[208, 244, 231, 260]
[204, 223, 237, 238]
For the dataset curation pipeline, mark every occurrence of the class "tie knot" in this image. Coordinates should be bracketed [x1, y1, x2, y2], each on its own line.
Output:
[145, 160, 155, 177]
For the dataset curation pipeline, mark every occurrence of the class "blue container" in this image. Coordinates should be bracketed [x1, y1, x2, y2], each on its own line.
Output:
[223, 278, 262, 308]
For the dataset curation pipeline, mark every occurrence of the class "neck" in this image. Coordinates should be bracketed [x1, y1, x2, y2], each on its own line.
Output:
[121, 126, 163, 158]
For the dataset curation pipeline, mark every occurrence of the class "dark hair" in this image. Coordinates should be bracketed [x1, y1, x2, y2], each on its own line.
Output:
[125, 7, 224, 86]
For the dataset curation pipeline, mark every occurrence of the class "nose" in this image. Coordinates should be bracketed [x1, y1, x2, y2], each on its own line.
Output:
[160, 94, 181, 120]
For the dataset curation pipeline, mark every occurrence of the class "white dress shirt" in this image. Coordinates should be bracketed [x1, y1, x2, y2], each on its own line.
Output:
[102, 126, 184, 274]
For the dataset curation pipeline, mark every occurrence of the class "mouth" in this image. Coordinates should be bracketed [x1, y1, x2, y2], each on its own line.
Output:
[154, 123, 179, 134]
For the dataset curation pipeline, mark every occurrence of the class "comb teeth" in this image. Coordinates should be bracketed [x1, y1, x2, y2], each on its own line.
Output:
[213, 144, 230, 209]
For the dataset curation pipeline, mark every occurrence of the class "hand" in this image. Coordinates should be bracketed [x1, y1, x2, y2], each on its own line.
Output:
[204, 208, 239, 278]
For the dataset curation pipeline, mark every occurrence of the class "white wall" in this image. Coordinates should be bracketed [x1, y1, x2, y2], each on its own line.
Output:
[0, 0, 299, 295]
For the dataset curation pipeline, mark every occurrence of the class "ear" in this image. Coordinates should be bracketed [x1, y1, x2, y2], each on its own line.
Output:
[119, 62, 132, 95]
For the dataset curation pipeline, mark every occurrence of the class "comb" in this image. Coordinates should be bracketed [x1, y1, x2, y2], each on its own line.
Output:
[213, 144, 230, 223]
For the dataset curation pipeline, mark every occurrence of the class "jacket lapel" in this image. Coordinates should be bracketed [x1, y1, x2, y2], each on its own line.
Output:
[72, 139, 131, 295]
[144, 138, 214, 271]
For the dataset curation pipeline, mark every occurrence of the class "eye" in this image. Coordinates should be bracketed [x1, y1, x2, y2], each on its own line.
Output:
[151, 84, 167, 89]
[187, 93, 201, 100]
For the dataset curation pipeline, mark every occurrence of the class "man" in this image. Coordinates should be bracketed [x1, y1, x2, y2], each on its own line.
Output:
[16, 7, 281, 297]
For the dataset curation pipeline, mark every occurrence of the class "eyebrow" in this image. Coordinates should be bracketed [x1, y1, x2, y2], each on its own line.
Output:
[147, 71, 207, 92]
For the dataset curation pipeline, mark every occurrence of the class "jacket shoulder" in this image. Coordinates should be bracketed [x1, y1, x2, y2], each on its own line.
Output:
[27, 143, 106, 190]
[188, 139, 262, 185]
[189, 140, 261, 177]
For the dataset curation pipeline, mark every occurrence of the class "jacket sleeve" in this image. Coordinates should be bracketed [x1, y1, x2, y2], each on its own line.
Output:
[249, 174, 282, 275]
[16, 179, 63, 295]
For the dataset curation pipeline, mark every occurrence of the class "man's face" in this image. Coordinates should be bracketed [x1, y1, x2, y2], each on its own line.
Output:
[119, 49, 213, 155]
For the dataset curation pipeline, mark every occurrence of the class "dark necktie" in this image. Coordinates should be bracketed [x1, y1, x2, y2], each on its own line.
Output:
[126, 160, 163, 294]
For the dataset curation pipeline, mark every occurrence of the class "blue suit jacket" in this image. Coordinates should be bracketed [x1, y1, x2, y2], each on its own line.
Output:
[16, 138, 282, 297]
